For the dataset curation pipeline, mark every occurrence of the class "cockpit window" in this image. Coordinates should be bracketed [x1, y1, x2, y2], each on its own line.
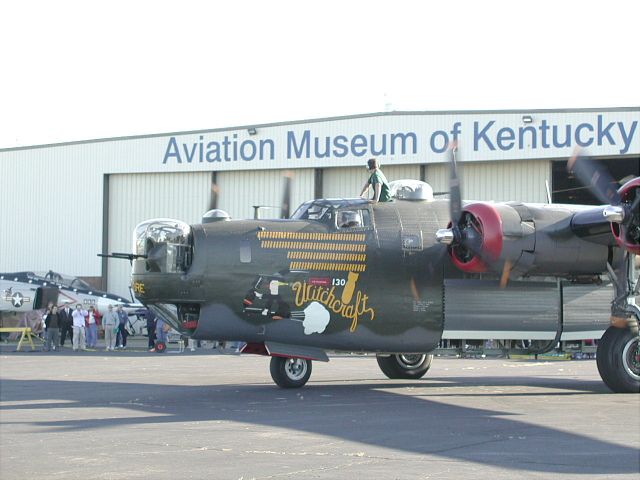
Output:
[34, 271, 92, 290]
[291, 202, 332, 222]
[336, 209, 371, 230]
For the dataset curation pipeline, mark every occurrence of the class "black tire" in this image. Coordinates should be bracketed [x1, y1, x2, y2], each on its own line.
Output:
[155, 341, 167, 353]
[596, 326, 640, 393]
[269, 357, 312, 388]
[376, 353, 433, 379]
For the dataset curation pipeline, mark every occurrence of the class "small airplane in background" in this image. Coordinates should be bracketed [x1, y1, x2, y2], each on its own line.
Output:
[0, 270, 143, 316]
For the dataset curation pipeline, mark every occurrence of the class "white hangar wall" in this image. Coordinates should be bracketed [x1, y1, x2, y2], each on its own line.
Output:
[1, 108, 638, 298]
[424, 159, 551, 203]
[217, 169, 315, 220]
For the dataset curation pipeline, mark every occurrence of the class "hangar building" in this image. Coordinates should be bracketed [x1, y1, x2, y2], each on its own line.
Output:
[1, 107, 638, 298]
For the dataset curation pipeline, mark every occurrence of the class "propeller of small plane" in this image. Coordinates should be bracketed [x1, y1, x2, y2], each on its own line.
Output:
[566, 150, 621, 205]
[567, 149, 640, 253]
[209, 172, 220, 211]
[436, 144, 484, 262]
[436, 142, 513, 286]
[202, 170, 294, 221]
[281, 171, 293, 219]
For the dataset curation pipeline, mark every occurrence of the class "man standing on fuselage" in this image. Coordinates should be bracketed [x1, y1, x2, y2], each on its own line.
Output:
[359, 158, 391, 203]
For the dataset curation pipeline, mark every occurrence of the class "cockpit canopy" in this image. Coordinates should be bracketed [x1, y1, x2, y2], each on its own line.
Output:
[26, 271, 92, 290]
[133, 219, 193, 273]
[291, 198, 372, 230]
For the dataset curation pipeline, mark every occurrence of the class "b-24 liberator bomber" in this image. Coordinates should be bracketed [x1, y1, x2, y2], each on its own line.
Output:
[126, 149, 639, 393]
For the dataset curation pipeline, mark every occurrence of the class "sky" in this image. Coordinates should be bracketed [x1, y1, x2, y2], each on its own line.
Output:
[1, 0, 639, 149]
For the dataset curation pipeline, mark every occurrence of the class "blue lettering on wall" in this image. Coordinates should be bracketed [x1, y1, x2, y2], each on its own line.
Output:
[430, 130, 449, 153]
[575, 123, 594, 148]
[163, 137, 181, 163]
[618, 121, 637, 154]
[162, 115, 638, 164]
[287, 130, 310, 159]
[474, 121, 495, 151]
[286, 130, 417, 159]
[496, 127, 515, 150]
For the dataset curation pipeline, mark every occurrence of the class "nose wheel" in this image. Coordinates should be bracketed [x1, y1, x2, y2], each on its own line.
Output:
[270, 356, 312, 388]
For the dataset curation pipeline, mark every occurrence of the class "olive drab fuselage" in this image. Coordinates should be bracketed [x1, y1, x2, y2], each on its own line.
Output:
[131, 196, 615, 354]
[132, 199, 454, 353]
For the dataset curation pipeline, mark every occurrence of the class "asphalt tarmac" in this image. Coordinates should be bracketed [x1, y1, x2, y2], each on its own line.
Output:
[0, 344, 639, 480]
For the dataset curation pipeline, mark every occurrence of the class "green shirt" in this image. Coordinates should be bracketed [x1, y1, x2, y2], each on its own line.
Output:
[368, 169, 391, 202]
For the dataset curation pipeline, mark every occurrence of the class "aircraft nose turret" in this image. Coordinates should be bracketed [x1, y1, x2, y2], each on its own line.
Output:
[132, 218, 193, 274]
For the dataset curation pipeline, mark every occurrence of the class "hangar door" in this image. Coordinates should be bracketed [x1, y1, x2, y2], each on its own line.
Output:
[217, 168, 315, 220]
[322, 164, 421, 199]
[107, 172, 211, 297]
[425, 159, 550, 203]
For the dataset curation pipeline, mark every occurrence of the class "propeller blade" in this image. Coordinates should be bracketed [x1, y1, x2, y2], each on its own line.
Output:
[281, 171, 293, 219]
[567, 150, 621, 205]
[208, 172, 220, 211]
[499, 260, 512, 288]
[447, 141, 462, 226]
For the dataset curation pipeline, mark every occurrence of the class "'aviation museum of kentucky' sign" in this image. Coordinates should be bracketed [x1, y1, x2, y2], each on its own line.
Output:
[161, 110, 639, 170]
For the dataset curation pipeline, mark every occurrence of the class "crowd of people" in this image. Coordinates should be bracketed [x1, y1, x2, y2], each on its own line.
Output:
[41, 302, 150, 352]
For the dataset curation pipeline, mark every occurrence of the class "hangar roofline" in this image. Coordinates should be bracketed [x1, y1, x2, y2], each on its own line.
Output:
[1, 106, 638, 153]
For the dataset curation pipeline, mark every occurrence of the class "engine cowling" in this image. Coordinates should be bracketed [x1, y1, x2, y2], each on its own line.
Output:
[448, 203, 504, 273]
[439, 201, 612, 278]
[611, 177, 640, 255]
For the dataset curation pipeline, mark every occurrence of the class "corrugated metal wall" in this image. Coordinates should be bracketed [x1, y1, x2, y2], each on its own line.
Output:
[425, 159, 550, 203]
[107, 172, 211, 296]
[0, 145, 105, 276]
[322, 164, 421, 199]
[218, 169, 315, 220]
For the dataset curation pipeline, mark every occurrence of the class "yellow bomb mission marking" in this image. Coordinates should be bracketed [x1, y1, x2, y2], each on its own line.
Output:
[291, 281, 375, 333]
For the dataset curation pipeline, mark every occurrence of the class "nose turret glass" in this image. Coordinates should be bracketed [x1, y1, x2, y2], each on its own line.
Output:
[133, 219, 193, 273]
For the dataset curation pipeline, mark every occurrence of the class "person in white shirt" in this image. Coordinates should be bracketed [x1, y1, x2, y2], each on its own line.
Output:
[71, 304, 88, 351]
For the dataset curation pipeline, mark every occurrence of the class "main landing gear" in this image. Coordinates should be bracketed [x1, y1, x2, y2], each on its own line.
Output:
[376, 353, 433, 379]
[598, 252, 640, 393]
[597, 327, 640, 393]
[270, 356, 312, 388]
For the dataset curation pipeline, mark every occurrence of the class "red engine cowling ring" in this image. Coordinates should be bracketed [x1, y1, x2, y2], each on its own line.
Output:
[611, 177, 640, 255]
[449, 203, 504, 273]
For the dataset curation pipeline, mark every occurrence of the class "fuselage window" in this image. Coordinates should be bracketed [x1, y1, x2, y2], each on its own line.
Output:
[240, 239, 252, 263]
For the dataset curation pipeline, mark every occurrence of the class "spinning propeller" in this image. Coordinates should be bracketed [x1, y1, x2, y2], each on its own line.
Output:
[281, 171, 293, 219]
[436, 143, 511, 283]
[568, 149, 640, 254]
[203, 171, 294, 221]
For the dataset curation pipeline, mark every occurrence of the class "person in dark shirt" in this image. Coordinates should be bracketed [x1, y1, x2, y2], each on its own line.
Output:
[146, 309, 157, 350]
[116, 305, 129, 349]
[58, 302, 74, 347]
[359, 158, 391, 203]
[44, 305, 61, 351]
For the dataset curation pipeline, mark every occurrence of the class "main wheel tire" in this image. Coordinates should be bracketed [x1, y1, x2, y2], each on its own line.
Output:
[376, 353, 433, 379]
[155, 341, 167, 353]
[270, 357, 312, 388]
[596, 326, 640, 393]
